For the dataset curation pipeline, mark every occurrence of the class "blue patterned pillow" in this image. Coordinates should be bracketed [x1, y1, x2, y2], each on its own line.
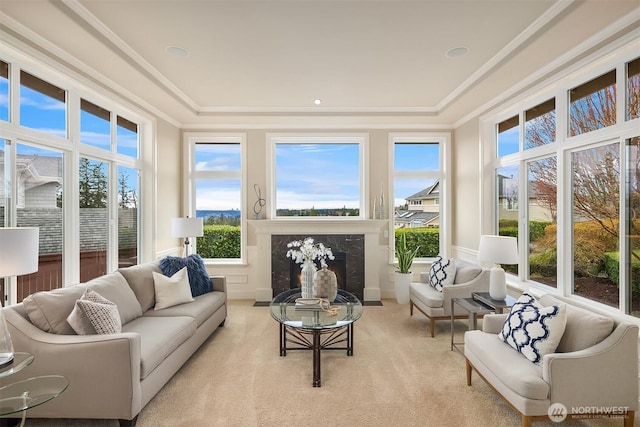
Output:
[498, 293, 567, 365]
[159, 254, 213, 297]
[428, 255, 456, 291]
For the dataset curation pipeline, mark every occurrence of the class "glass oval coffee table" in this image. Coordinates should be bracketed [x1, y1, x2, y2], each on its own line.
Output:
[270, 289, 363, 387]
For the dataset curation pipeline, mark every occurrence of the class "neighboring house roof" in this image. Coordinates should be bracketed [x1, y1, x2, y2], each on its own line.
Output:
[405, 181, 439, 201]
[0, 151, 62, 208]
[18, 154, 62, 191]
[394, 210, 439, 226]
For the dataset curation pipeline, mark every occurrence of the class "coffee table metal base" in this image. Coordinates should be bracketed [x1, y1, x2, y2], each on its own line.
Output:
[280, 323, 354, 387]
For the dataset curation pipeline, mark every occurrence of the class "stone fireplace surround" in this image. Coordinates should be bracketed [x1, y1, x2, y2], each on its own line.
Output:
[271, 234, 365, 299]
[248, 219, 386, 302]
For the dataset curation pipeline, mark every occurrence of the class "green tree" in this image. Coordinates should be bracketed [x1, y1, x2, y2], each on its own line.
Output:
[118, 171, 137, 208]
[79, 158, 107, 208]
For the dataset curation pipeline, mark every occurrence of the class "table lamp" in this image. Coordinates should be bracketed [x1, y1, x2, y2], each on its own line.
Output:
[0, 227, 39, 368]
[477, 235, 518, 300]
[171, 217, 203, 256]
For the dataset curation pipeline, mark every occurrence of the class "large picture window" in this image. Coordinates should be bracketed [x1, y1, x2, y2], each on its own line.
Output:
[485, 50, 639, 317]
[571, 143, 620, 305]
[392, 133, 450, 260]
[270, 134, 365, 218]
[1, 56, 147, 303]
[496, 165, 519, 276]
[189, 135, 245, 261]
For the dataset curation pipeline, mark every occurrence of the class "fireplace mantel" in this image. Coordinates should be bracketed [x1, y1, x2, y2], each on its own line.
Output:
[248, 219, 387, 235]
[250, 219, 388, 302]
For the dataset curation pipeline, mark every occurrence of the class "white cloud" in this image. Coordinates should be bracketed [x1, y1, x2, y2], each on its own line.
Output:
[195, 187, 240, 210]
[20, 95, 65, 111]
[80, 131, 111, 148]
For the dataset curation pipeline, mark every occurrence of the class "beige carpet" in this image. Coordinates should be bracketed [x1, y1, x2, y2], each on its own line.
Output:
[26, 300, 630, 427]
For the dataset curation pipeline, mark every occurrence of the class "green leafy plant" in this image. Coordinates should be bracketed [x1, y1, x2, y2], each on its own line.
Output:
[395, 232, 420, 274]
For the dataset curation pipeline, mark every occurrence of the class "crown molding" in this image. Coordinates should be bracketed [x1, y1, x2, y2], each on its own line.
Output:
[453, 10, 640, 129]
[0, 14, 182, 128]
[60, 0, 199, 113]
[436, 0, 575, 113]
[181, 123, 454, 131]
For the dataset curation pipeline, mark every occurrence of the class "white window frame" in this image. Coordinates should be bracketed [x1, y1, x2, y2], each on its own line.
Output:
[0, 42, 152, 303]
[389, 132, 452, 262]
[480, 37, 639, 316]
[267, 133, 368, 219]
[184, 132, 247, 264]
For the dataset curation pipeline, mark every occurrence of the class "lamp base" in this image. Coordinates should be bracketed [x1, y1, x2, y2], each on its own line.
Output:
[489, 265, 507, 300]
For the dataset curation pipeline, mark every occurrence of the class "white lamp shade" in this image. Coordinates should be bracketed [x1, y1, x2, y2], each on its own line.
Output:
[0, 227, 40, 277]
[171, 217, 203, 238]
[477, 235, 518, 265]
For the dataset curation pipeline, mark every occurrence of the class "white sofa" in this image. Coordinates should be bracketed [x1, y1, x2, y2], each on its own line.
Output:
[409, 259, 490, 337]
[3, 262, 227, 426]
[464, 294, 638, 427]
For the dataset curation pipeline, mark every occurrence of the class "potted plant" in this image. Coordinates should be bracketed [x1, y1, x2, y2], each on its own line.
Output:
[393, 233, 419, 304]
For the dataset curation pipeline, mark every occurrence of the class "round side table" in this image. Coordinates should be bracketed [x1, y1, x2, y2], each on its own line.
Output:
[0, 353, 68, 427]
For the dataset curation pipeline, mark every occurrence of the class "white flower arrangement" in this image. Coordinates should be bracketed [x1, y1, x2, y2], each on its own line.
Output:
[286, 237, 335, 268]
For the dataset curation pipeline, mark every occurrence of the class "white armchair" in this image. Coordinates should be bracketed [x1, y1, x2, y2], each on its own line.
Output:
[409, 259, 490, 337]
[464, 294, 638, 427]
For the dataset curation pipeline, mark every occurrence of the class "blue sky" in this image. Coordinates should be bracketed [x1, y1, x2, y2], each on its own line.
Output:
[193, 142, 441, 212]
[393, 143, 439, 208]
[275, 143, 360, 210]
[1, 77, 138, 156]
[1, 76, 139, 193]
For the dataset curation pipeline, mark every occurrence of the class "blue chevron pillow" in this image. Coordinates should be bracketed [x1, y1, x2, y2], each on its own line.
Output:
[159, 254, 213, 297]
[428, 255, 456, 292]
[498, 293, 567, 365]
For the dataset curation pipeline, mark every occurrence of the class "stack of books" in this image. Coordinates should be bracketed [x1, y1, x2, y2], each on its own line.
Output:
[294, 298, 330, 311]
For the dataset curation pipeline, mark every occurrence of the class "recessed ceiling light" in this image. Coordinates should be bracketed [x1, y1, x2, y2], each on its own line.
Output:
[313, 99, 322, 105]
[445, 47, 468, 58]
[166, 46, 190, 58]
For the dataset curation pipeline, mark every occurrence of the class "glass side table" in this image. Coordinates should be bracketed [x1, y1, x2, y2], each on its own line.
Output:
[450, 297, 493, 354]
[450, 293, 518, 354]
[0, 354, 34, 380]
[471, 292, 517, 313]
[0, 353, 68, 427]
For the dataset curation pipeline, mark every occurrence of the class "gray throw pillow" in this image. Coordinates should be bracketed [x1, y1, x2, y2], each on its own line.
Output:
[67, 289, 122, 335]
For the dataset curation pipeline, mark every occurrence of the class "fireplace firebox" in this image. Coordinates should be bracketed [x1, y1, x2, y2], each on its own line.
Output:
[289, 252, 347, 291]
[272, 234, 364, 300]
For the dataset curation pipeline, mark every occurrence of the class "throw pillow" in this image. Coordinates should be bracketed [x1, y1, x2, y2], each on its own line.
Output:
[23, 286, 86, 334]
[67, 289, 122, 335]
[159, 254, 213, 297]
[84, 271, 142, 324]
[498, 292, 567, 365]
[428, 255, 456, 291]
[153, 267, 195, 310]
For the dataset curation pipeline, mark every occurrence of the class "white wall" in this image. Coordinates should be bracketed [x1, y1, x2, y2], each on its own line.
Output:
[154, 118, 182, 257]
[451, 119, 483, 262]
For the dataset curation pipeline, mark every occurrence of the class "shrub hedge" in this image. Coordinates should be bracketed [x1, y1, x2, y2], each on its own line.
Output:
[604, 251, 640, 292]
[395, 228, 439, 258]
[198, 225, 241, 258]
[197, 221, 639, 292]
